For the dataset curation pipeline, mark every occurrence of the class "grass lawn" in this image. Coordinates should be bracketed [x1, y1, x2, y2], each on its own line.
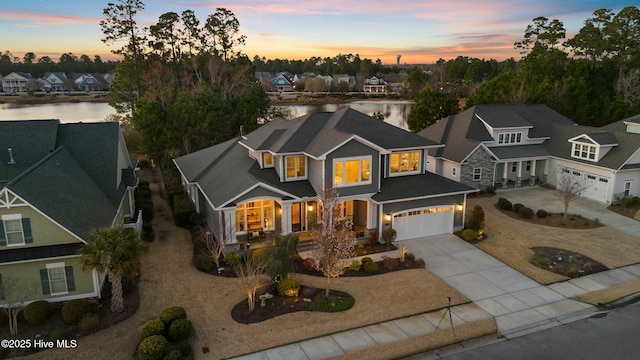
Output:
[469, 197, 640, 286]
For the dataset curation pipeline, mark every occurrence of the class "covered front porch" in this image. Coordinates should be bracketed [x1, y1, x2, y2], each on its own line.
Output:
[494, 158, 550, 188]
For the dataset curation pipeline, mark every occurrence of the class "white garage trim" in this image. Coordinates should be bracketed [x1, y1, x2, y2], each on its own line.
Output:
[557, 167, 609, 203]
[392, 206, 454, 241]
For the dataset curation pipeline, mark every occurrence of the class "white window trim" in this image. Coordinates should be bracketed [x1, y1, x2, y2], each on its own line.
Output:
[333, 156, 372, 187]
[452, 167, 457, 177]
[389, 151, 421, 177]
[497, 132, 523, 145]
[2, 214, 24, 247]
[235, 200, 276, 235]
[285, 155, 307, 181]
[473, 167, 482, 181]
[571, 142, 598, 162]
[46, 262, 69, 296]
[263, 153, 274, 168]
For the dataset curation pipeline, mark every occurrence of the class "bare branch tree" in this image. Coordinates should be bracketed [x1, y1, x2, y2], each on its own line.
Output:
[555, 172, 590, 220]
[233, 258, 268, 312]
[311, 185, 356, 297]
[200, 221, 232, 270]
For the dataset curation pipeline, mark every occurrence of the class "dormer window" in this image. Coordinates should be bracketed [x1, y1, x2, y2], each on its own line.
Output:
[389, 151, 421, 176]
[285, 155, 306, 180]
[572, 143, 597, 161]
[498, 132, 522, 144]
[264, 153, 273, 168]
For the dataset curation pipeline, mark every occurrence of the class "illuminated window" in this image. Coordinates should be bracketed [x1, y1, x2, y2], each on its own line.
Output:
[389, 151, 421, 175]
[286, 155, 306, 180]
[235, 200, 276, 233]
[334, 157, 372, 186]
[264, 153, 273, 168]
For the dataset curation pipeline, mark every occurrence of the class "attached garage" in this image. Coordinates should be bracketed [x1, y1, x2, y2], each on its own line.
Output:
[392, 206, 454, 241]
[557, 167, 609, 204]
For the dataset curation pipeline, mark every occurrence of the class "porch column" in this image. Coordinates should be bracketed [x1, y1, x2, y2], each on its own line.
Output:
[543, 160, 549, 183]
[367, 201, 378, 230]
[516, 160, 522, 187]
[502, 162, 509, 188]
[529, 159, 537, 185]
[221, 208, 237, 244]
[281, 202, 292, 235]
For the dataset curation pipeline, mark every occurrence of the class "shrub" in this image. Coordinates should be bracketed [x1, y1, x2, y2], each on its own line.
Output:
[224, 251, 241, 266]
[569, 266, 579, 278]
[164, 350, 183, 360]
[360, 257, 373, 265]
[536, 209, 548, 218]
[349, 260, 361, 272]
[169, 319, 192, 342]
[50, 329, 71, 342]
[368, 230, 379, 245]
[518, 207, 534, 219]
[382, 228, 397, 245]
[78, 313, 100, 332]
[251, 247, 267, 266]
[414, 259, 426, 268]
[498, 198, 512, 211]
[277, 278, 300, 297]
[301, 257, 316, 270]
[141, 319, 166, 339]
[382, 257, 399, 270]
[23, 300, 52, 326]
[138, 202, 154, 223]
[461, 229, 478, 241]
[179, 342, 192, 356]
[61, 299, 91, 325]
[405, 253, 416, 261]
[159, 307, 187, 326]
[138, 335, 169, 360]
[512, 203, 524, 213]
[311, 293, 355, 312]
[194, 255, 216, 273]
[363, 261, 379, 274]
[485, 185, 496, 194]
[172, 194, 195, 228]
[466, 205, 485, 231]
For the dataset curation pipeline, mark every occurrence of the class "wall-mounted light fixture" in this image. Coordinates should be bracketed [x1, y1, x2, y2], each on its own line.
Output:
[456, 204, 464, 211]
[308, 204, 313, 212]
[385, 213, 391, 221]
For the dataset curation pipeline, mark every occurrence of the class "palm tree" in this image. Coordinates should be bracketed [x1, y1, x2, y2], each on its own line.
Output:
[78, 226, 149, 313]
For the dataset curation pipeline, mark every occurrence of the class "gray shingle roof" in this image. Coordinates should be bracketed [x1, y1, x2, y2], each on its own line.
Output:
[1, 120, 135, 240]
[546, 124, 639, 170]
[487, 145, 549, 160]
[583, 132, 618, 146]
[240, 108, 440, 158]
[372, 173, 476, 203]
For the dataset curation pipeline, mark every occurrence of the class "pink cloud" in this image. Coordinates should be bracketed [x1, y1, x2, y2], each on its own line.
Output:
[0, 10, 100, 26]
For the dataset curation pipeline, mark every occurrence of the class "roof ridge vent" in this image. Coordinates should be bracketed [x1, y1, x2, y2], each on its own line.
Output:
[7, 147, 16, 165]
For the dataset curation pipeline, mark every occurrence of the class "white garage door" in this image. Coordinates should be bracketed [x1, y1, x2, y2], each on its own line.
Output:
[393, 206, 454, 241]
[558, 168, 609, 204]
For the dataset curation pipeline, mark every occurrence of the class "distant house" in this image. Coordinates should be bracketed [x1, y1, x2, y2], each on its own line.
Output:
[363, 76, 388, 93]
[0, 120, 138, 305]
[270, 72, 294, 92]
[1, 72, 35, 93]
[419, 104, 640, 204]
[72, 73, 110, 92]
[39, 72, 72, 92]
[333, 74, 356, 91]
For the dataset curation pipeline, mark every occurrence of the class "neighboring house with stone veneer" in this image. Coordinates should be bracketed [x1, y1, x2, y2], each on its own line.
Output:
[419, 105, 640, 204]
[0, 120, 138, 305]
[174, 108, 477, 245]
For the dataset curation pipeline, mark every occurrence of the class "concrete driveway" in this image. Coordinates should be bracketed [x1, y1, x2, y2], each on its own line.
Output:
[402, 235, 595, 338]
[495, 187, 640, 238]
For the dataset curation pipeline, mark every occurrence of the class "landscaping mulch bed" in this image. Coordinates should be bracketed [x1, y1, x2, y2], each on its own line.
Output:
[0, 280, 139, 359]
[231, 285, 353, 324]
[530, 247, 608, 278]
[494, 204, 603, 229]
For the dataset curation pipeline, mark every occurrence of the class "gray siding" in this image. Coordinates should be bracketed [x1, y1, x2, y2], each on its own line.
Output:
[308, 157, 323, 194]
[325, 139, 380, 197]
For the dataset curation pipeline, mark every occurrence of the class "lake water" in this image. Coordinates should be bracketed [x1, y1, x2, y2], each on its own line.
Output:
[0, 100, 414, 130]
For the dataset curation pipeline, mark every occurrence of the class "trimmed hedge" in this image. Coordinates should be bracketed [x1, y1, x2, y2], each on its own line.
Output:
[277, 278, 300, 297]
[461, 229, 478, 241]
[138, 335, 169, 360]
[512, 203, 524, 213]
[141, 319, 166, 339]
[61, 299, 91, 325]
[168, 319, 192, 342]
[536, 209, 548, 218]
[23, 300, 52, 326]
[363, 261, 379, 274]
[498, 198, 512, 211]
[518, 206, 534, 219]
[78, 313, 100, 331]
[159, 307, 187, 326]
[194, 255, 216, 273]
[172, 194, 195, 228]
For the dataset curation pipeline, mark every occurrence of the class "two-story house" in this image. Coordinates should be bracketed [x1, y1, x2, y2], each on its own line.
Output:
[1, 72, 35, 93]
[0, 120, 138, 305]
[174, 108, 476, 245]
[419, 104, 640, 204]
[39, 72, 72, 92]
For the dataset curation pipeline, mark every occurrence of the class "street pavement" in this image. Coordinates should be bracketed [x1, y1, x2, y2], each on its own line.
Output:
[231, 188, 640, 360]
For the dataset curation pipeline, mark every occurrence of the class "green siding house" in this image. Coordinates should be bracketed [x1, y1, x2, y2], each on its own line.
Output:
[0, 120, 138, 305]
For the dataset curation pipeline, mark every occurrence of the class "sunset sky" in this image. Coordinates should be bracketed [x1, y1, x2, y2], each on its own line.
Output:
[1, 0, 637, 65]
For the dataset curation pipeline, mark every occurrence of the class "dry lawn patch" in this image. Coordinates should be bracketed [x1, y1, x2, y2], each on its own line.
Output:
[469, 197, 640, 285]
[572, 280, 640, 306]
